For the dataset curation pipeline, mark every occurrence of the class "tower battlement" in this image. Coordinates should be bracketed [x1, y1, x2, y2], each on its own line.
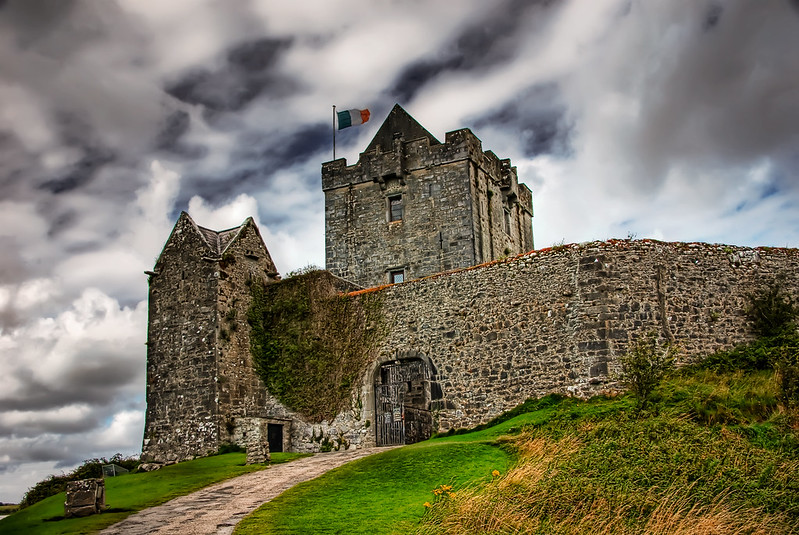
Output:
[322, 104, 534, 288]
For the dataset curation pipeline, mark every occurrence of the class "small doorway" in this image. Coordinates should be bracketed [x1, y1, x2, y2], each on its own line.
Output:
[267, 423, 283, 453]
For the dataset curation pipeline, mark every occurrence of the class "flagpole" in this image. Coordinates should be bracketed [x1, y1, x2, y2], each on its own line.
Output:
[332, 105, 336, 160]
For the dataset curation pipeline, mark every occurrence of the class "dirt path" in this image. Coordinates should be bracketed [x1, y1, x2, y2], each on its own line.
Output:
[100, 447, 389, 535]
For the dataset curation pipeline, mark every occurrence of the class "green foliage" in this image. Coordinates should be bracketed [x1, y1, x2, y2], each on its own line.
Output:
[284, 264, 322, 279]
[746, 281, 798, 338]
[698, 283, 799, 413]
[664, 369, 786, 429]
[319, 436, 333, 453]
[779, 358, 799, 411]
[217, 443, 246, 454]
[19, 454, 140, 509]
[618, 333, 676, 410]
[248, 272, 386, 422]
[434, 393, 567, 437]
[235, 438, 510, 535]
[235, 368, 798, 534]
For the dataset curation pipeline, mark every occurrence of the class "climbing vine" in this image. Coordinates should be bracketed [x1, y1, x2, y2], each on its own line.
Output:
[247, 271, 386, 422]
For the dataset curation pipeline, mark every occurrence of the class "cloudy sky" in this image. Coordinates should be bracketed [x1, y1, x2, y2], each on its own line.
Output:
[1, 0, 798, 502]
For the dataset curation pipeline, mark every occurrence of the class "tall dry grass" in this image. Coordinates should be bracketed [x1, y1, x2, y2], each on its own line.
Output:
[414, 433, 794, 535]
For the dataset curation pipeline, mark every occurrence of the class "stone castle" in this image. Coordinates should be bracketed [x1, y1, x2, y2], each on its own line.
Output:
[141, 105, 799, 463]
[323, 105, 533, 287]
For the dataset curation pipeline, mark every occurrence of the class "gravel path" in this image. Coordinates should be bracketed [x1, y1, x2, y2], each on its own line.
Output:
[100, 447, 390, 535]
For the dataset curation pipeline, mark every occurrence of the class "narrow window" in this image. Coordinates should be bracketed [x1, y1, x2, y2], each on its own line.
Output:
[504, 208, 512, 235]
[388, 195, 403, 222]
[390, 270, 405, 284]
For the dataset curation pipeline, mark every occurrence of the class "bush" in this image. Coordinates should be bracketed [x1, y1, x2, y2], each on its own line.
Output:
[217, 443, 246, 455]
[618, 333, 677, 410]
[746, 282, 798, 338]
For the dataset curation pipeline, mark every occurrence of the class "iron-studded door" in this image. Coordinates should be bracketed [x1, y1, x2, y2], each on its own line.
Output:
[375, 383, 405, 446]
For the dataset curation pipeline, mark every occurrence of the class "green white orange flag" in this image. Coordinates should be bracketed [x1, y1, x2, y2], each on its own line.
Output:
[337, 108, 370, 129]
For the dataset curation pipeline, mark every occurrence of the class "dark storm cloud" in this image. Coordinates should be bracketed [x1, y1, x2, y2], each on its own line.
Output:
[155, 110, 190, 150]
[1, 0, 79, 49]
[702, 3, 723, 31]
[565, 0, 799, 198]
[470, 84, 571, 157]
[0, 413, 99, 438]
[0, 441, 75, 468]
[1, 368, 137, 414]
[389, 0, 558, 102]
[38, 147, 115, 194]
[165, 37, 295, 113]
[176, 122, 329, 208]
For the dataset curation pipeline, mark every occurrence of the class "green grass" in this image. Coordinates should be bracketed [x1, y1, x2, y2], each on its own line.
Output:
[238, 369, 799, 534]
[413, 369, 799, 534]
[0, 452, 307, 535]
[233, 398, 634, 535]
[235, 436, 511, 534]
[5, 367, 796, 534]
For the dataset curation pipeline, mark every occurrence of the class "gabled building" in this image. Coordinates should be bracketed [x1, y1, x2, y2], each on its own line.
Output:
[322, 104, 534, 288]
[142, 212, 284, 462]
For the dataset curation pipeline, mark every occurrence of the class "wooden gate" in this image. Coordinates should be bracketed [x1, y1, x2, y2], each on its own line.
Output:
[375, 360, 434, 446]
[375, 383, 405, 446]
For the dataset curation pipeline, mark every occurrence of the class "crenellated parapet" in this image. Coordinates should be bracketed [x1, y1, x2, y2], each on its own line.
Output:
[323, 104, 534, 288]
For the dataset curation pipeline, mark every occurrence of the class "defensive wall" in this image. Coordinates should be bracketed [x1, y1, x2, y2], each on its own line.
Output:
[142, 233, 799, 460]
[350, 239, 799, 438]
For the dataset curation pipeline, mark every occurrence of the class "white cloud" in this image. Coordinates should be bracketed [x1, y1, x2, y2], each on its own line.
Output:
[188, 193, 261, 231]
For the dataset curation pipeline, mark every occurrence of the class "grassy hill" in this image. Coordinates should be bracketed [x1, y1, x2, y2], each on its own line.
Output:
[2, 367, 796, 534]
[0, 452, 307, 535]
[235, 367, 798, 534]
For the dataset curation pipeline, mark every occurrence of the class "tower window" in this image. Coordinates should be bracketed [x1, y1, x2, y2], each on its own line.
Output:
[388, 195, 403, 221]
[504, 208, 512, 235]
[390, 270, 405, 284]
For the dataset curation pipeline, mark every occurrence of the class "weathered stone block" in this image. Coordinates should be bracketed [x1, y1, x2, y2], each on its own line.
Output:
[64, 478, 105, 518]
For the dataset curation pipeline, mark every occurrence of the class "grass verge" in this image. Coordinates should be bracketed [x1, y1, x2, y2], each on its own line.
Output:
[416, 370, 799, 534]
[235, 436, 513, 534]
[0, 452, 307, 535]
[238, 368, 798, 534]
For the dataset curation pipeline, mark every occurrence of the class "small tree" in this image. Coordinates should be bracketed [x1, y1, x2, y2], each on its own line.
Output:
[746, 282, 797, 339]
[619, 333, 677, 410]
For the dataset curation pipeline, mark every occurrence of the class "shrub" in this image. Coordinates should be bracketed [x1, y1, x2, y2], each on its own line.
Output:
[700, 283, 799, 373]
[618, 333, 677, 410]
[746, 282, 797, 338]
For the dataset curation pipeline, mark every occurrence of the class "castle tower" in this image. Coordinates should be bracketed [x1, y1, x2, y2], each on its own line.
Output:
[141, 212, 280, 463]
[322, 104, 534, 288]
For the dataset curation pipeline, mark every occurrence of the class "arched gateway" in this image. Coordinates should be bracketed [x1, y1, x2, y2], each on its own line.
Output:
[373, 352, 443, 446]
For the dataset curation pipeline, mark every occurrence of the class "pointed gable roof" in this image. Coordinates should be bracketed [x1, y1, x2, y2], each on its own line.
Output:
[364, 104, 440, 154]
[168, 211, 252, 256]
[196, 221, 247, 255]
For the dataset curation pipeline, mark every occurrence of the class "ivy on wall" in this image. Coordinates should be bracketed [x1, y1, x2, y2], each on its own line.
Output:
[247, 271, 386, 422]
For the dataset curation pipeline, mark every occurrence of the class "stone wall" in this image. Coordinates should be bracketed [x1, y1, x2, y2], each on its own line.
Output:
[144, 230, 799, 459]
[143, 214, 284, 463]
[143, 213, 221, 462]
[354, 240, 799, 433]
[214, 220, 283, 444]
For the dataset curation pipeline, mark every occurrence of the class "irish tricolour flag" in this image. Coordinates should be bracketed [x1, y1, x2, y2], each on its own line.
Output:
[337, 108, 370, 130]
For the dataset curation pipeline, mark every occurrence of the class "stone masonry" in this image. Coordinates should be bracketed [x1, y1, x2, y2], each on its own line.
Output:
[355, 240, 799, 434]
[142, 212, 282, 463]
[322, 104, 533, 288]
[142, 106, 799, 463]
